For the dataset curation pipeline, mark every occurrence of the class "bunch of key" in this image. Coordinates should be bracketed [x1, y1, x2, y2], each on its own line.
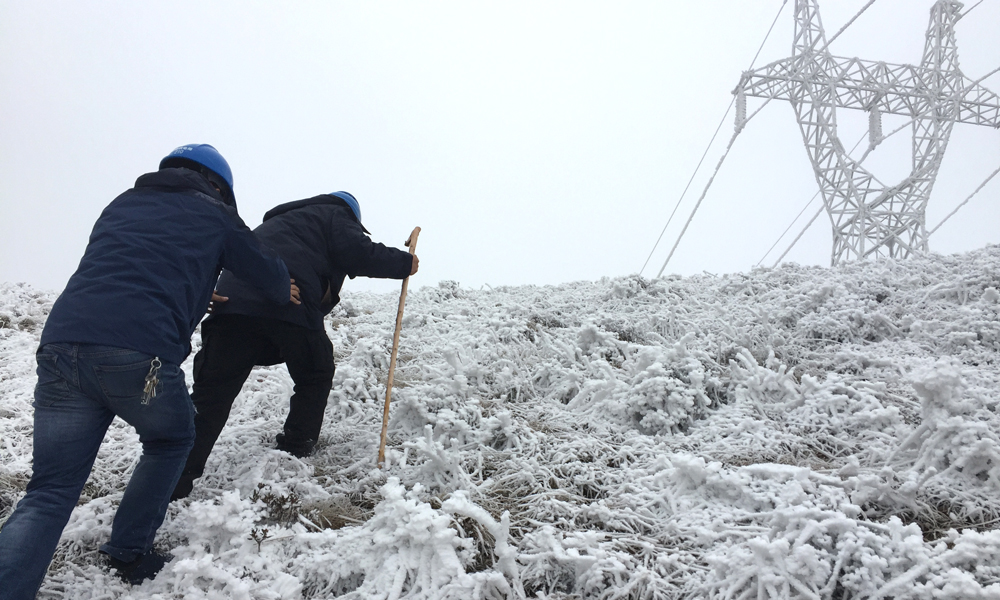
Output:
[142, 358, 162, 404]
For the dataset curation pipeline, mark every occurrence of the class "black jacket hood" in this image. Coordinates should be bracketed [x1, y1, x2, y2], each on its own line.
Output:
[263, 194, 369, 233]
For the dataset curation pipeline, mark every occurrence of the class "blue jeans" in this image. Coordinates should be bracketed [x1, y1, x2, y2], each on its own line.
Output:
[0, 344, 195, 600]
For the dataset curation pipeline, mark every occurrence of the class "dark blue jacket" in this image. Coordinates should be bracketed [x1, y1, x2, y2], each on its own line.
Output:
[212, 194, 413, 331]
[40, 168, 291, 364]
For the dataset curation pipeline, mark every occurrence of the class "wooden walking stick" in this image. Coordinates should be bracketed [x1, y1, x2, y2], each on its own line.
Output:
[378, 226, 420, 467]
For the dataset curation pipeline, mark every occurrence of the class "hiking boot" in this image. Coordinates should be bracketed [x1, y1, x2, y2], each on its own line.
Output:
[103, 549, 173, 585]
[275, 433, 315, 458]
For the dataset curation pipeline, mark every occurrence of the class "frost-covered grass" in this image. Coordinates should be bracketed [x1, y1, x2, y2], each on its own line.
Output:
[2, 246, 1000, 599]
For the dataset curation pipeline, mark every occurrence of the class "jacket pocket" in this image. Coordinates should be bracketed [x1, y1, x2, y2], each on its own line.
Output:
[94, 360, 154, 400]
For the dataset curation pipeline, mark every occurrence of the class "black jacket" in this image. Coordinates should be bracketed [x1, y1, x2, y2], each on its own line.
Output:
[212, 194, 413, 331]
[40, 168, 291, 364]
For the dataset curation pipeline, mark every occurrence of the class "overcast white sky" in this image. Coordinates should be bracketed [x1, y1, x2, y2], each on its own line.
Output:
[2, 1, 998, 295]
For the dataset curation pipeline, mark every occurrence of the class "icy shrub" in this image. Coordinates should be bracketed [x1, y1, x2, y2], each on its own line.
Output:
[427, 280, 463, 301]
[889, 359, 1000, 518]
[482, 410, 522, 451]
[600, 316, 647, 344]
[728, 348, 800, 411]
[330, 362, 378, 407]
[795, 281, 902, 344]
[605, 274, 649, 300]
[724, 348, 904, 465]
[528, 312, 567, 330]
[622, 338, 712, 435]
[702, 508, 1000, 600]
[519, 526, 676, 599]
[0, 283, 55, 327]
[250, 483, 302, 525]
[912, 358, 974, 418]
[391, 391, 486, 450]
[576, 323, 619, 359]
[402, 425, 478, 492]
[347, 337, 391, 372]
[165, 490, 307, 598]
[175, 490, 263, 556]
[518, 527, 606, 596]
[626, 366, 701, 434]
[296, 478, 522, 599]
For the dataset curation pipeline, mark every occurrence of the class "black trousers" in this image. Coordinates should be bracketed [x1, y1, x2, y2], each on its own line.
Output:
[172, 315, 334, 499]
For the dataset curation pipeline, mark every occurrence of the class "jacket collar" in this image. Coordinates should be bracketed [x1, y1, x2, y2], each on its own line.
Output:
[135, 168, 228, 205]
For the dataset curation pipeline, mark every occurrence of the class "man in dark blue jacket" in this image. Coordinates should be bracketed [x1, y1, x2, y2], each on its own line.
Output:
[171, 192, 416, 500]
[0, 144, 300, 597]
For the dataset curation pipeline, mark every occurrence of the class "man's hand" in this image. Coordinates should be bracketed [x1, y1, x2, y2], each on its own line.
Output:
[207, 291, 228, 314]
[290, 279, 302, 304]
[410, 254, 419, 276]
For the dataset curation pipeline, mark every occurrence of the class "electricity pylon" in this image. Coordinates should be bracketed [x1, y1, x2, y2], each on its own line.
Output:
[735, 0, 1000, 265]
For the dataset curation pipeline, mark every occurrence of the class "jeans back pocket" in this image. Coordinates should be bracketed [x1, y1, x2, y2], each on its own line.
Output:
[94, 360, 155, 400]
[34, 352, 73, 407]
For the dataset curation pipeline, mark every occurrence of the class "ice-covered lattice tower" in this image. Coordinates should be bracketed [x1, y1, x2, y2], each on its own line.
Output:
[735, 0, 1000, 265]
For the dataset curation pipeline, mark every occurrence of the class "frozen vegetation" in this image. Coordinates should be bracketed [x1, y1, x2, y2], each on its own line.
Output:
[2, 246, 1000, 599]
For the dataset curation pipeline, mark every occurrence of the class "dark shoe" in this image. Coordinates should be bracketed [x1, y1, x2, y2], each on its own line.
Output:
[275, 433, 315, 458]
[103, 549, 172, 585]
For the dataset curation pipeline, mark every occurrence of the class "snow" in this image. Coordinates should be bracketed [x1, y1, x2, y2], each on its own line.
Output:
[3, 246, 1000, 599]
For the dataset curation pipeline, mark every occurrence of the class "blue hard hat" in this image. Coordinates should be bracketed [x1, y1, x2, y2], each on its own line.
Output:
[331, 191, 361, 222]
[159, 144, 234, 191]
[331, 191, 369, 233]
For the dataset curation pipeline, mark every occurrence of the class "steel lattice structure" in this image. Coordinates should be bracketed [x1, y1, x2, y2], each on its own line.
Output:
[735, 0, 1000, 265]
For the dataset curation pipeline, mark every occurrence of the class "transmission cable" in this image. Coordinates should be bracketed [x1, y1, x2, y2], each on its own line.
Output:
[928, 164, 1000, 235]
[638, 96, 736, 277]
[771, 118, 894, 269]
[822, 0, 880, 48]
[656, 102, 768, 277]
[756, 131, 870, 266]
[772, 204, 826, 267]
[639, 0, 788, 277]
[959, 0, 985, 20]
[757, 192, 823, 268]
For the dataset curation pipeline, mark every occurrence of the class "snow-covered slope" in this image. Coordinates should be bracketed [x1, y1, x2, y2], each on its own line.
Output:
[2, 247, 1000, 599]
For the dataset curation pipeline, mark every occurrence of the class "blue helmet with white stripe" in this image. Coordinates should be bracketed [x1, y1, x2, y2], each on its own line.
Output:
[160, 144, 235, 206]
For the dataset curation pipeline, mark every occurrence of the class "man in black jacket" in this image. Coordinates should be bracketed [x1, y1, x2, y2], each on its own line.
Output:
[172, 192, 417, 500]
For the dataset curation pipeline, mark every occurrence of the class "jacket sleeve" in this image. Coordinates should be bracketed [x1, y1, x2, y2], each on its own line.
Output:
[219, 213, 291, 305]
[330, 217, 413, 280]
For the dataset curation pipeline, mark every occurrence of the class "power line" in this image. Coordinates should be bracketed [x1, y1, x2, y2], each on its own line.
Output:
[929, 164, 1000, 236]
[639, 0, 788, 277]
[655, 94, 785, 278]
[639, 96, 735, 277]
[757, 130, 869, 267]
[772, 204, 826, 268]
[959, 0, 985, 20]
[756, 191, 821, 268]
